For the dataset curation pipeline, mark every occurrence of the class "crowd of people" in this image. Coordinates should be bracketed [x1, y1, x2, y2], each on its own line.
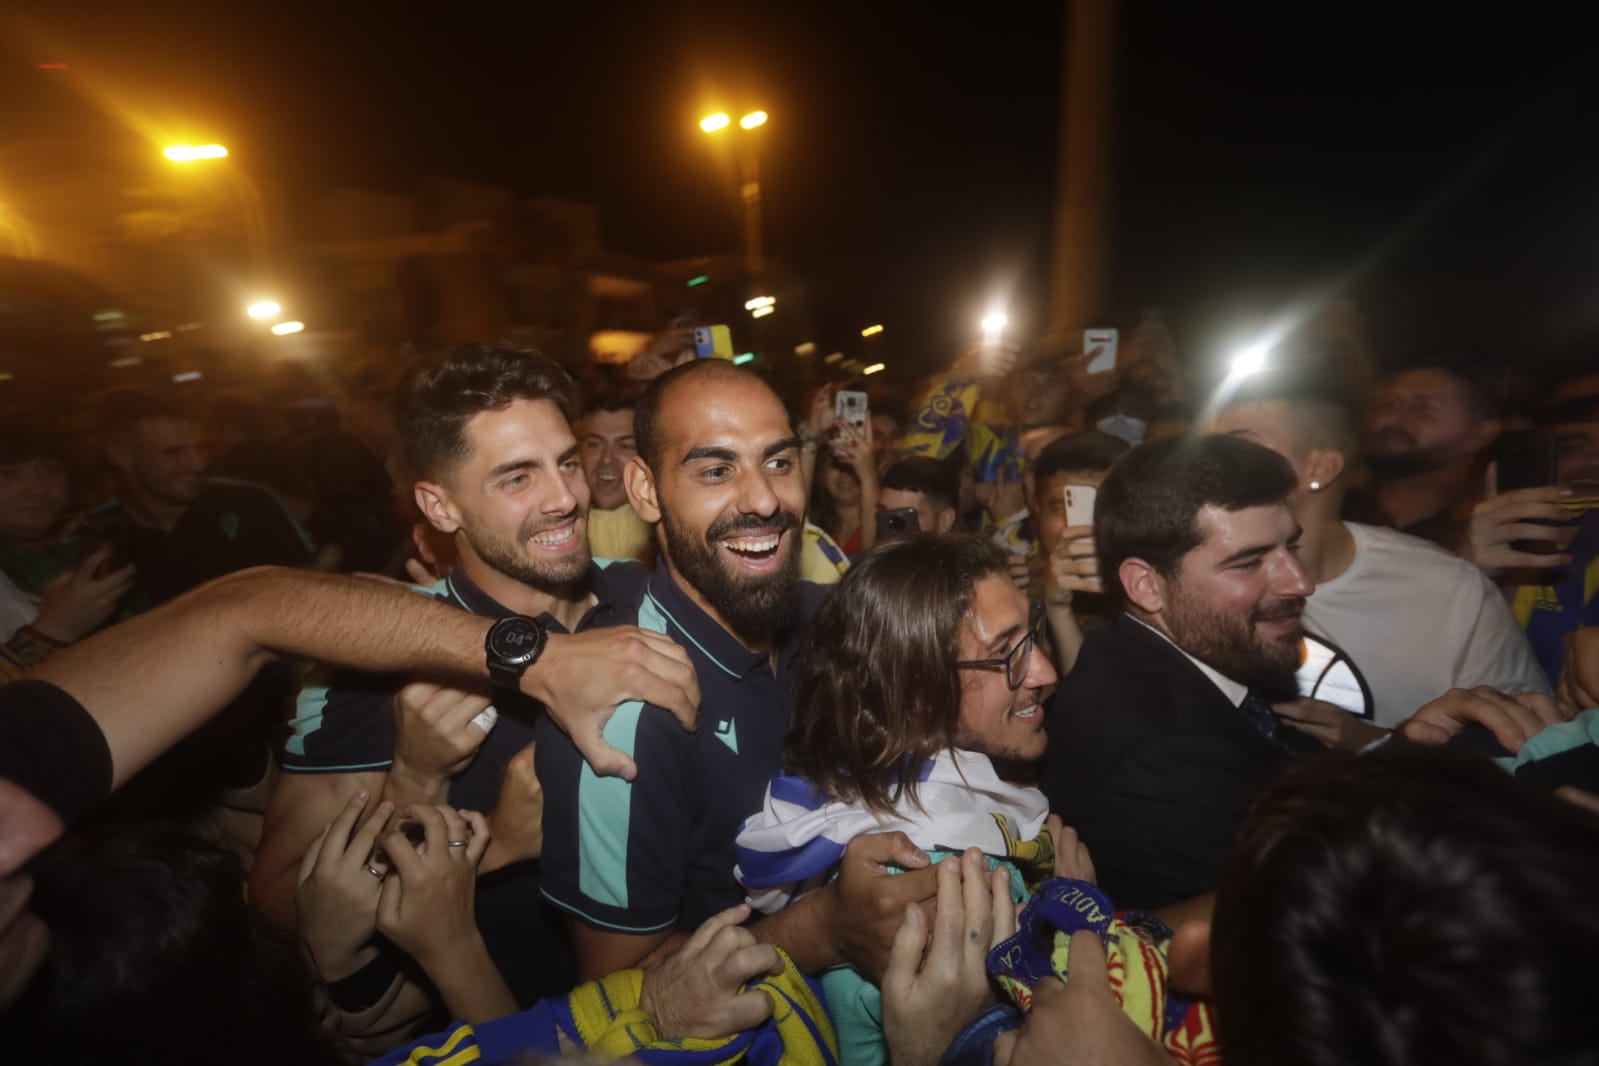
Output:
[0, 311, 1596, 1066]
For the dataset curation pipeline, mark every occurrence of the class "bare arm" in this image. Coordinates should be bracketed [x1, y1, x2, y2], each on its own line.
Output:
[30, 568, 495, 791]
[29, 566, 701, 790]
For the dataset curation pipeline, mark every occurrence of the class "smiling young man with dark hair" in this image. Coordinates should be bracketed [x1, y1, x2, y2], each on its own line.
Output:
[249, 345, 700, 1008]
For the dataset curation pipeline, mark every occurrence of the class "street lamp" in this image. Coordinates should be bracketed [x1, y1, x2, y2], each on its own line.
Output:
[163, 143, 269, 278]
[699, 109, 768, 276]
[246, 299, 282, 320]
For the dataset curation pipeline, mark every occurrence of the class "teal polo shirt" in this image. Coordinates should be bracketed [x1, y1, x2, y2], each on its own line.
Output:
[537, 562, 826, 933]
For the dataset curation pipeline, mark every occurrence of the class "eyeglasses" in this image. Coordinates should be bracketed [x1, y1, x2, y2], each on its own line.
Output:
[955, 601, 1048, 689]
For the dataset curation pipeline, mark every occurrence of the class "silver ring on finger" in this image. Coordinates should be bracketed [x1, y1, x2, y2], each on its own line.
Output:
[446, 840, 470, 848]
[366, 863, 386, 878]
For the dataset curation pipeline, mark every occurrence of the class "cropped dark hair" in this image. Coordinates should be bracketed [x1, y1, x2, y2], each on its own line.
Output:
[1385, 356, 1501, 421]
[0, 421, 67, 466]
[1222, 368, 1359, 456]
[1213, 744, 1599, 1066]
[1096, 434, 1297, 605]
[393, 343, 574, 481]
[6, 821, 347, 1066]
[96, 388, 187, 441]
[634, 359, 762, 474]
[880, 457, 960, 515]
[584, 393, 637, 418]
[1031, 430, 1130, 488]
[784, 533, 1010, 815]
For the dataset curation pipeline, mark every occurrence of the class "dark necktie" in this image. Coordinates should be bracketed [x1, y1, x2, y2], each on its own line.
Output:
[1240, 689, 1288, 745]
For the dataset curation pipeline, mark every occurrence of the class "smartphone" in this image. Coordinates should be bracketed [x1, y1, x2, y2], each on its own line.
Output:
[1064, 484, 1097, 528]
[876, 507, 921, 540]
[693, 324, 733, 359]
[1084, 328, 1119, 374]
[835, 390, 869, 436]
[1494, 429, 1560, 554]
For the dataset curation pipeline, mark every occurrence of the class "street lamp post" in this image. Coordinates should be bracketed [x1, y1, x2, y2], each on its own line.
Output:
[162, 144, 270, 280]
[700, 111, 768, 278]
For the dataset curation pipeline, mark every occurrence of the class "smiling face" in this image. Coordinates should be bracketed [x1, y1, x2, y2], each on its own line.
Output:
[110, 417, 209, 506]
[954, 573, 1058, 766]
[1363, 369, 1491, 478]
[415, 398, 591, 593]
[1154, 503, 1313, 698]
[579, 406, 637, 511]
[627, 373, 806, 647]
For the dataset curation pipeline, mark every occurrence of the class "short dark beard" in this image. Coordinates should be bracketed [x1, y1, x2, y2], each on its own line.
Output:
[662, 508, 802, 644]
[463, 515, 591, 596]
[1363, 430, 1458, 480]
[1163, 586, 1305, 701]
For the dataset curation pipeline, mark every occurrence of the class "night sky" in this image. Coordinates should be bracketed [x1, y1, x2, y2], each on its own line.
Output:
[4, 1, 1599, 376]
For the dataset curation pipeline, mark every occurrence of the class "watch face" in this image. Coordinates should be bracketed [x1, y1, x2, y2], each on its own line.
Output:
[490, 619, 542, 663]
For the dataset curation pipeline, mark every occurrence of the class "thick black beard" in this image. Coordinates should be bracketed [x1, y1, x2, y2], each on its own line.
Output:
[662, 509, 802, 644]
[1165, 592, 1305, 701]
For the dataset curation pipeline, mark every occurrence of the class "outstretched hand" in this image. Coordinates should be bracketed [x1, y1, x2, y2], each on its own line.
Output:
[639, 904, 784, 1040]
[523, 626, 701, 779]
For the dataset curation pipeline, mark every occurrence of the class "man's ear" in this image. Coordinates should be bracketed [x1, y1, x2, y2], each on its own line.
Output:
[1166, 919, 1215, 1000]
[624, 456, 660, 523]
[1119, 557, 1168, 616]
[413, 480, 462, 535]
[1303, 447, 1346, 492]
[936, 507, 958, 534]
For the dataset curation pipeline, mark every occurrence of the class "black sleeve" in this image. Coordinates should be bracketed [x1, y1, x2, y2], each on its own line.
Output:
[0, 680, 114, 823]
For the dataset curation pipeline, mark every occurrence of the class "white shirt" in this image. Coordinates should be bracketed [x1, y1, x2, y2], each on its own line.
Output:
[1303, 522, 1552, 727]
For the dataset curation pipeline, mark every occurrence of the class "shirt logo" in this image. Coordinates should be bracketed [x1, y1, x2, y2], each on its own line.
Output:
[713, 717, 739, 754]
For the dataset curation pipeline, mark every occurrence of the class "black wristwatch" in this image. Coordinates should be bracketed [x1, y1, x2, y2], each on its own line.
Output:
[485, 615, 548, 690]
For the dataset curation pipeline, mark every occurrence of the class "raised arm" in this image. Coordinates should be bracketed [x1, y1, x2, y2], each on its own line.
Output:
[30, 566, 700, 791]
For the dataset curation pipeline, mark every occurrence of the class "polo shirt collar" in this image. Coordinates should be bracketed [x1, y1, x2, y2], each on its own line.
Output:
[444, 563, 616, 635]
[644, 562, 795, 680]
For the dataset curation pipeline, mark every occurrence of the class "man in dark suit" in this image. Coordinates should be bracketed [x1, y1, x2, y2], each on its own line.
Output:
[1040, 434, 1327, 909]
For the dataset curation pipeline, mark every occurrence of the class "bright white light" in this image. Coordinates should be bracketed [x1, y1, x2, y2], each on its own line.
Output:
[164, 144, 229, 162]
[744, 295, 776, 311]
[740, 111, 768, 130]
[751, 305, 775, 319]
[271, 320, 306, 335]
[1229, 343, 1270, 378]
[172, 371, 203, 383]
[980, 311, 1008, 336]
[247, 300, 282, 320]
[700, 113, 731, 133]
[863, 362, 886, 375]
[861, 324, 884, 337]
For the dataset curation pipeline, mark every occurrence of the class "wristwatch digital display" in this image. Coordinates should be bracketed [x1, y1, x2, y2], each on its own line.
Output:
[485, 615, 548, 690]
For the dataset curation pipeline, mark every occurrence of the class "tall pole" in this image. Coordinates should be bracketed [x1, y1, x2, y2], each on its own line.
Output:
[1045, 0, 1119, 351]
[739, 147, 764, 279]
